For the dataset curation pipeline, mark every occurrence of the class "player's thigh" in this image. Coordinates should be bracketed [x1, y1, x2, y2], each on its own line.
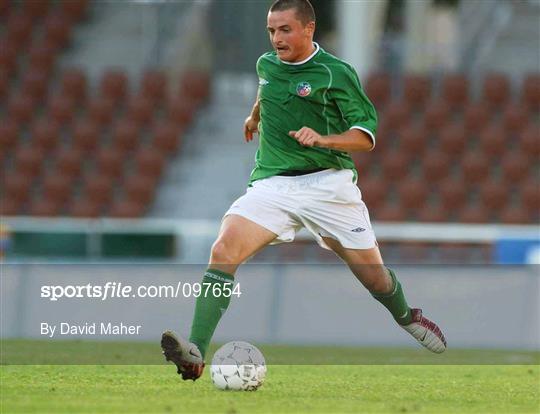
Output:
[322, 237, 391, 292]
[210, 214, 277, 267]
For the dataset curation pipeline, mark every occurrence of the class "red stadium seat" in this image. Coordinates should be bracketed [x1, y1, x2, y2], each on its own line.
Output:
[59, 67, 87, 102]
[124, 174, 156, 204]
[13, 146, 45, 178]
[416, 203, 449, 222]
[0, 0, 11, 19]
[28, 197, 62, 216]
[108, 199, 146, 218]
[152, 121, 182, 153]
[111, 119, 139, 152]
[381, 150, 412, 180]
[167, 96, 195, 126]
[0, 198, 22, 216]
[59, 0, 89, 22]
[47, 94, 76, 126]
[2, 173, 33, 205]
[140, 69, 167, 103]
[0, 120, 18, 153]
[479, 181, 507, 210]
[463, 103, 490, 133]
[521, 178, 540, 211]
[364, 72, 391, 109]
[423, 100, 450, 129]
[521, 73, 540, 111]
[519, 124, 540, 157]
[441, 73, 469, 109]
[0, 40, 17, 76]
[358, 176, 387, 210]
[461, 153, 490, 183]
[20, 69, 49, 102]
[381, 101, 410, 129]
[87, 97, 115, 127]
[398, 177, 428, 209]
[420, 150, 451, 182]
[0, 69, 8, 100]
[134, 149, 166, 178]
[69, 197, 103, 218]
[7, 94, 35, 124]
[41, 173, 74, 204]
[100, 70, 128, 103]
[6, 13, 33, 47]
[30, 118, 60, 152]
[498, 205, 531, 224]
[501, 151, 531, 182]
[438, 177, 467, 209]
[502, 104, 529, 134]
[21, 0, 51, 21]
[438, 122, 467, 154]
[374, 203, 407, 222]
[126, 95, 154, 126]
[43, 12, 72, 49]
[72, 119, 100, 151]
[93, 147, 125, 177]
[180, 71, 211, 105]
[396, 124, 427, 154]
[482, 73, 510, 108]
[27, 41, 58, 74]
[458, 204, 489, 224]
[402, 74, 431, 108]
[82, 173, 115, 205]
[479, 124, 506, 157]
[53, 147, 84, 177]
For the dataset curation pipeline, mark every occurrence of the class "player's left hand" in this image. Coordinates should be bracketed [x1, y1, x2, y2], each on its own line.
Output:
[289, 127, 322, 147]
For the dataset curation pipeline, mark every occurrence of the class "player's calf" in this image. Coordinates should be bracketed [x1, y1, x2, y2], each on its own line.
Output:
[161, 330, 205, 381]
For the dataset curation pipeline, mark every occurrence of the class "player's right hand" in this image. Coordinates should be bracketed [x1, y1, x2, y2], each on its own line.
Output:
[244, 116, 259, 142]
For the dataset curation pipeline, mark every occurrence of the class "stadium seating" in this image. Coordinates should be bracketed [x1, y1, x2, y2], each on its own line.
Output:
[0, 1, 537, 224]
[0, 0, 212, 218]
[360, 70, 540, 224]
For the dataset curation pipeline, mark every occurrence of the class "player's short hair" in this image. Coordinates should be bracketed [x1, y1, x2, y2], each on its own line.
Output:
[269, 0, 316, 26]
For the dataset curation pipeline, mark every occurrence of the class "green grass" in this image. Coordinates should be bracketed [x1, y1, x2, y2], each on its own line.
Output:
[1, 341, 539, 413]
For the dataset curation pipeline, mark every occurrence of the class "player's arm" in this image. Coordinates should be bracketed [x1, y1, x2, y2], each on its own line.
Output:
[288, 127, 373, 152]
[244, 91, 261, 142]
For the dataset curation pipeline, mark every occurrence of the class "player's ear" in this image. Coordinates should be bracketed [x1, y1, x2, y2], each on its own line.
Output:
[305, 21, 315, 36]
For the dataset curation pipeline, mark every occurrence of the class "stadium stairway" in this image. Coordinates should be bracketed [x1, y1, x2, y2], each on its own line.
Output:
[150, 73, 258, 219]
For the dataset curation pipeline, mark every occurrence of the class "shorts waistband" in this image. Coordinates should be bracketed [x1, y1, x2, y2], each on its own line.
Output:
[276, 168, 327, 177]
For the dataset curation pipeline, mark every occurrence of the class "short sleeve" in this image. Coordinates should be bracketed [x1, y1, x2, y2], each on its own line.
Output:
[331, 65, 378, 149]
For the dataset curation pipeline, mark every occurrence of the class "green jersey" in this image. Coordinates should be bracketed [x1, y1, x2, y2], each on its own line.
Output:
[249, 42, 378, 184]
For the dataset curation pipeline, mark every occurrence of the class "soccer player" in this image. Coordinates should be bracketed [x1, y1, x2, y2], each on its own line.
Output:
[161, 0, 446, 380]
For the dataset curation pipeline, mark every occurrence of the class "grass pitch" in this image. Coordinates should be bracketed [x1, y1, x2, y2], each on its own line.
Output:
[1, 340, 539, 413]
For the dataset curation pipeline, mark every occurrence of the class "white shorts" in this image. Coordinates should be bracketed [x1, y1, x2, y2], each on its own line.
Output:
[225, 168, 377, 250]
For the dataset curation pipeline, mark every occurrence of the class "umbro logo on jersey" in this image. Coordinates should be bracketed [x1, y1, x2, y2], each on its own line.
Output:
[296, 81, 312, 97]
[259, 77, 269, 86]
[351, 227, 366, 232]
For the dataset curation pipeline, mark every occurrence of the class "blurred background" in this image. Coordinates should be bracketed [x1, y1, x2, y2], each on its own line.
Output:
[0, 0, 539, 349]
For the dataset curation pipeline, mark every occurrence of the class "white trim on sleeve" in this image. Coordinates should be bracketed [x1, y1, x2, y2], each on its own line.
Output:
[350, 126, 376, 150]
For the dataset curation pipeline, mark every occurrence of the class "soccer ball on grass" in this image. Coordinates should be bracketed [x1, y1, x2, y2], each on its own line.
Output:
[210, 341, 266, 391]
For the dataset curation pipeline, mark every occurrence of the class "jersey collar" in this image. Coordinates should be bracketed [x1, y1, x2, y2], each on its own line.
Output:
[279, 42, 320, 65]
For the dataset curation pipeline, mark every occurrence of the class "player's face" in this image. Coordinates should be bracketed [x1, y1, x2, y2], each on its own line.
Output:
[267, 9, 315, 63]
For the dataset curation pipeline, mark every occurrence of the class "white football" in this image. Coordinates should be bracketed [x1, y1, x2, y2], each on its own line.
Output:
[210, 341, 266, 391]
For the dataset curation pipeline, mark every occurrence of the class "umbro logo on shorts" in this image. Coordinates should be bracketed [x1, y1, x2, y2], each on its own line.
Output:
[351, 227, 366, 232]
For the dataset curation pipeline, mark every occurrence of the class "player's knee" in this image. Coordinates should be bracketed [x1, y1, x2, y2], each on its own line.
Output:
[210, 238, 242, 265]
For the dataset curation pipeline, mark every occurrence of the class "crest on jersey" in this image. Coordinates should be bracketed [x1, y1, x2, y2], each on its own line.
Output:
[296, 81, 312, 97]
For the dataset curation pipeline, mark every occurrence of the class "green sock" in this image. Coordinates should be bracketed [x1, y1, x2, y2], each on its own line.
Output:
[371, 268, 412, 325]
[189, 268, 234, 359]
